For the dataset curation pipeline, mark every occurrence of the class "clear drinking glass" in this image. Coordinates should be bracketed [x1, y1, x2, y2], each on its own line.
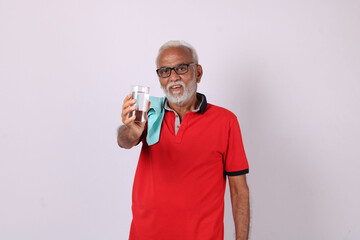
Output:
[128, 85, 150, 122]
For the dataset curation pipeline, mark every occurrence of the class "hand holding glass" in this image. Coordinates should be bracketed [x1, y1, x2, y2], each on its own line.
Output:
[128, 85, 150, 122]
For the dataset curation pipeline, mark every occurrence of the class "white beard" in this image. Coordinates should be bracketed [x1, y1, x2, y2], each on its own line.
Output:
[161, 77, 197, 106]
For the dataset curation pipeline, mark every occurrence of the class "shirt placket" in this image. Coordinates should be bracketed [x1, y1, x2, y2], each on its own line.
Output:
[174, 113, 181, 135]
[164, 96, 204, 136]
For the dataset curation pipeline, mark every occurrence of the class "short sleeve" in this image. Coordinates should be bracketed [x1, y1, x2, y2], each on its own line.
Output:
[224, 118, 249, 176]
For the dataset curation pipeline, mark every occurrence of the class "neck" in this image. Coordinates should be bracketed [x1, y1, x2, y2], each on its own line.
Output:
[168, 93, 199, 120]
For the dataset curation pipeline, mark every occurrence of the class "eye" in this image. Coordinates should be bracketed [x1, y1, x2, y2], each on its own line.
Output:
[159, 67, 170, 75]
[176, 65, 187, 72]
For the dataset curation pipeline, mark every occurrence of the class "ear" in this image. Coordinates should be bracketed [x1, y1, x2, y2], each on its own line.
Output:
[195, 64, 203, 83]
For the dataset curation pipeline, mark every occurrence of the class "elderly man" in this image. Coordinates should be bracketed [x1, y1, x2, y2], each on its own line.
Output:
[118, 40, 250, 240]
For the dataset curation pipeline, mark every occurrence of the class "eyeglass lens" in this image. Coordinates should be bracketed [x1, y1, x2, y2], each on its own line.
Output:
[158, 64, 189, 77]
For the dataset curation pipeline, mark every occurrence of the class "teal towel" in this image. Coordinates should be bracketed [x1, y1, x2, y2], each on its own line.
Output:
[147, 96, 166, 146]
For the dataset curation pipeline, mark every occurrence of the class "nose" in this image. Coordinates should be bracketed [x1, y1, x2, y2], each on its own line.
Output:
[168, 68, 180, 82]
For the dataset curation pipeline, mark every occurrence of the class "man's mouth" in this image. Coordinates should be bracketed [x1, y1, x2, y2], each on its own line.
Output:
[169, 85, 182, 90]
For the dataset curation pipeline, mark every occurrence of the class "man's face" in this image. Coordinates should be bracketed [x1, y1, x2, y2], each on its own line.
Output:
[157, 47, 202, 106]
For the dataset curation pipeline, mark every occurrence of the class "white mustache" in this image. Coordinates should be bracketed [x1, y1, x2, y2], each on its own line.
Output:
[166, 81, 185, 91]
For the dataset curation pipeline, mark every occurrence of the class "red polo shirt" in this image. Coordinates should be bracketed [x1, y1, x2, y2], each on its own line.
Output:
[129, 96, 249, 240]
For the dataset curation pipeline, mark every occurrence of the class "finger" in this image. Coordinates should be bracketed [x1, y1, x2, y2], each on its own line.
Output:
[123, 115, 136, 126]
[122, 104, 136, 119]
[125, 97, 136, 106]
[122, 95, 136, 111]
[122, 102, 136, 115]
[123, 94, 132, 104]
[122, 105, 136, 121]
[122, 98, 136, 110]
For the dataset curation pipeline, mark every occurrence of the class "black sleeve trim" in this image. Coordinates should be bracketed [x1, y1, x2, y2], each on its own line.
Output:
[135, 130, 145, 146]
[225, 169, 249, 176]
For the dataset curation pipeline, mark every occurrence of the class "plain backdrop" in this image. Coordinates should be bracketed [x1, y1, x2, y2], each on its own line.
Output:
[1, 0, 360, 239]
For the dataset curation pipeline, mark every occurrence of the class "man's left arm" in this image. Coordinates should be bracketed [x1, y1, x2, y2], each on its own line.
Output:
[228, 174, 250, 240]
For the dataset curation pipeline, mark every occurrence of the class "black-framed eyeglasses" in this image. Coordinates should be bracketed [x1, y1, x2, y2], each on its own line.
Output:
[156, 63, 197, 78]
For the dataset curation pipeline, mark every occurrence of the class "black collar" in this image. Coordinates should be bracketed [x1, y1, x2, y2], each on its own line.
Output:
[197, 92, 207, 114]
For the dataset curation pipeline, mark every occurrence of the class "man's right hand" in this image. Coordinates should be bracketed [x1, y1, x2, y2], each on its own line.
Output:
[118, 94, 147, 149]
[121, 94, 146, 135]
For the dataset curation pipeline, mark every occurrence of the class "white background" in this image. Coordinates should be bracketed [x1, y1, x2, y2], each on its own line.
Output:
[1, 0, 360, 239]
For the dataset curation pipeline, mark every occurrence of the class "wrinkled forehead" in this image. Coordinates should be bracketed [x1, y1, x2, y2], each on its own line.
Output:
[156, 46, 194, 68]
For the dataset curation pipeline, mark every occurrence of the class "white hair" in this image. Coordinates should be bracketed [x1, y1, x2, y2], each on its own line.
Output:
[156, 40, 199, 65]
